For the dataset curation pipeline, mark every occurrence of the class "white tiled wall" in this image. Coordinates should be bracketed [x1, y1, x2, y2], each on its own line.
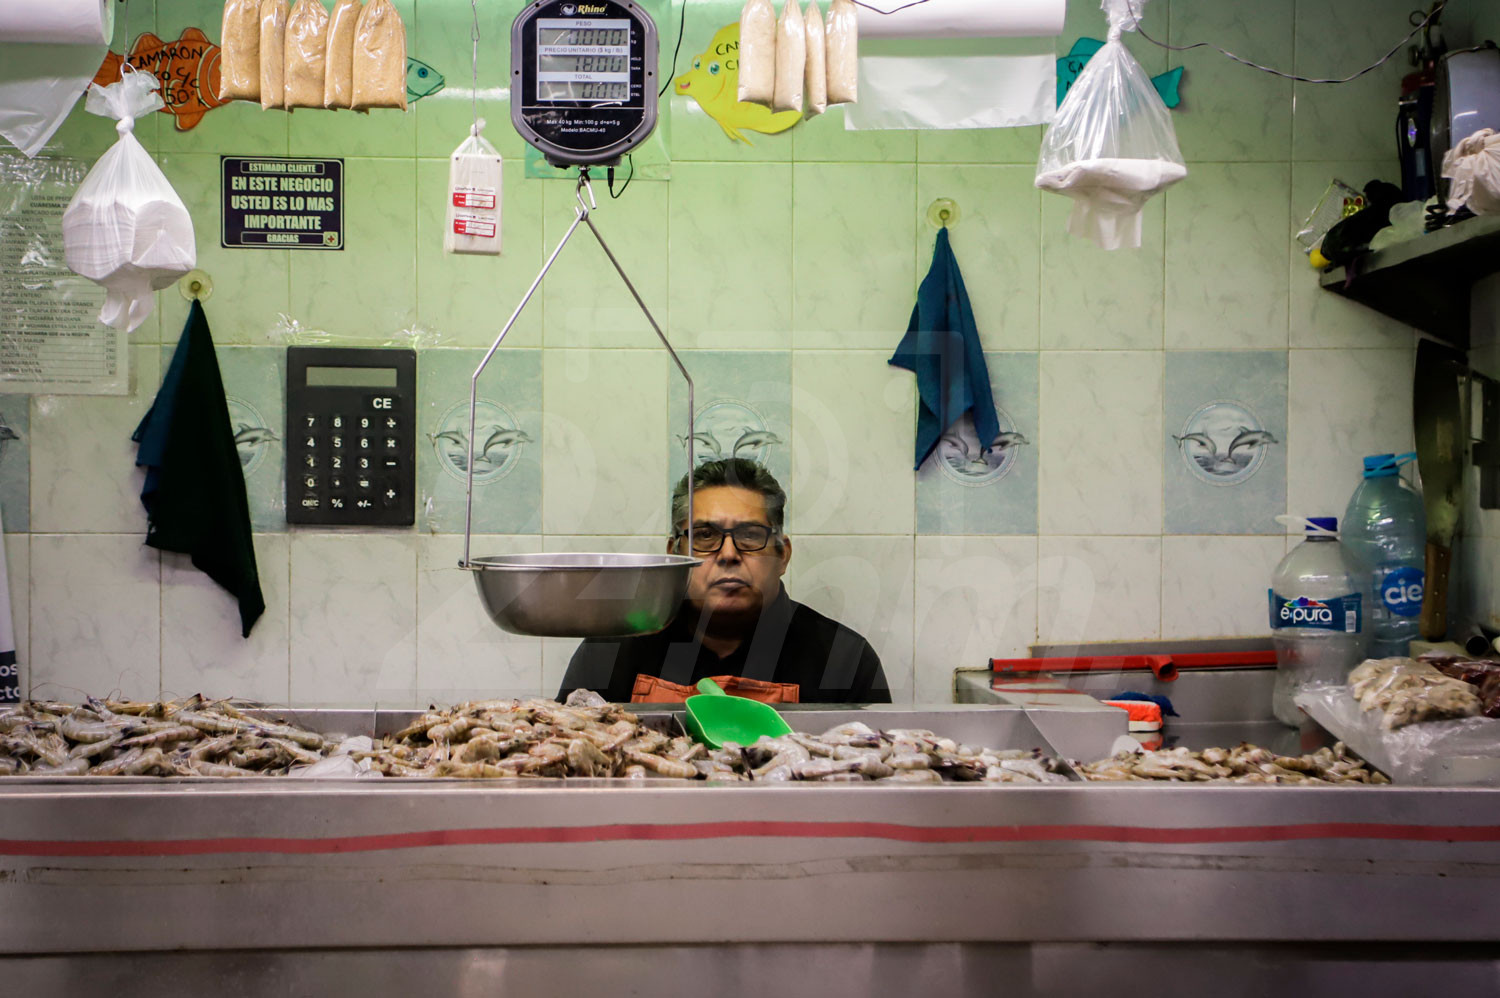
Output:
[6, 0, 1485, 705]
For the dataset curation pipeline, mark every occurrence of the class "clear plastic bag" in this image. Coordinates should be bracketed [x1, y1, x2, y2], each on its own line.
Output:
[1297, 684, 1500, 786]
[260, 0, 289, 111]
[824, 0, 857, 105]
[284, 0, 331, 109]
[738, 0, 776, 106]
[772, 0, 806, 114]
[323, 0, 362, 109]
[1034, 0, 1184, 250]
[351, 0, 407, 111]
[61, 71, 196, 334]
[445, 120, 502, 256]
[218, 0, 261, 102]
[803, 2, 827, 118]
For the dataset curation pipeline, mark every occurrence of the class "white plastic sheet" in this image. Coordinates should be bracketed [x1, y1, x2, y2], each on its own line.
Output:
[844, 49, 1055, 130]
[855, 0, 1063, 39]
[0, 0, 113, 157]
[62, 71, 197, 333]
[1442, 127, 1500, 215]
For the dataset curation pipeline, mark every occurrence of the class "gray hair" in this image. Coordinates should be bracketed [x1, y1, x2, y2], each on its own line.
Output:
[671, 458, 787, 535]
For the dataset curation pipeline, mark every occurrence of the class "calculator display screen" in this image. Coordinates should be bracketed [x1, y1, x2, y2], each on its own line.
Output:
[305, 366, 399, 388]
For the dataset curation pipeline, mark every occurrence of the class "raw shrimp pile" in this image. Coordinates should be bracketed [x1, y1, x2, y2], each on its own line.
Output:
[1078, 742, 1388, 785]
[359, 690, 1070, 783]
[0, 695, 331, 777]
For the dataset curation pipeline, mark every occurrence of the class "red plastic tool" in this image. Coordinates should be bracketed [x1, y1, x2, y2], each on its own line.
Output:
[989, 650, 1276, 683]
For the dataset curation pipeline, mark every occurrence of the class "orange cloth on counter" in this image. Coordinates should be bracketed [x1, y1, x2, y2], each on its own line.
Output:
[630, 674, 800, 705]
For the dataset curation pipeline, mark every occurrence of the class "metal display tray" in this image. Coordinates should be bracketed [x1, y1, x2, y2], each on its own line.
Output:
[0, 704, 1111, 785]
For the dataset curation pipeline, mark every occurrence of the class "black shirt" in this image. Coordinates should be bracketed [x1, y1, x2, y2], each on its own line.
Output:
[557, 588, 891, 704]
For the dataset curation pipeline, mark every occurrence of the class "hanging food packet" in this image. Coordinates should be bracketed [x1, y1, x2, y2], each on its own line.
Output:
[803, 1, 827, 118]
[824, 0, 857, 106]
[445, 120, 503, 256]
[772, 0, 806, 113]
[218, 0, 261, 102]
[323, 0, 362, 108]
[63, 72, 197, 333]
[351, 0, 407, 111]
[738, 0, 776, 107]
[259, 0, 289, 110]
[1033, 0, 1185, 249]
[284, 0, 330, 109]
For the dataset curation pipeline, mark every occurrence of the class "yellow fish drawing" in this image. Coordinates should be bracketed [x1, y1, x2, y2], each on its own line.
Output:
[673, 23, 801, 145]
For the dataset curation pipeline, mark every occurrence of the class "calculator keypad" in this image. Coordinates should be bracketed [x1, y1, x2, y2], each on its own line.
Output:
[285, 349, 415, 526]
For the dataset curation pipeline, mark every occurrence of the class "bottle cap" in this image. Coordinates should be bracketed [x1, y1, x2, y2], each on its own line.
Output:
[1362, 452, 1416, 478]
[1307, 516, 1338, 533]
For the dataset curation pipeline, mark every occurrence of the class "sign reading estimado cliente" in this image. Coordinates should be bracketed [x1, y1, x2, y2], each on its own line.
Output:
[221, 156, 344, 249]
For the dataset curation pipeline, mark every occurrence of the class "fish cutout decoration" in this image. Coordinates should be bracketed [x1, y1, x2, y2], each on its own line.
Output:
[406, 58, 445, 101]
[1056, 37, 1183, 109]
[93, 28, 229, 131]
[673, 23, 801, 144]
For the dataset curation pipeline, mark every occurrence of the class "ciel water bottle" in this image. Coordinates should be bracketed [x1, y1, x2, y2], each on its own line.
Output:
[1342, 453, 1425, 658]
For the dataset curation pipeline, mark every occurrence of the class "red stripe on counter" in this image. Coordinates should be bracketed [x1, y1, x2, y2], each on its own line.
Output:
[1, 821, 1498, 857]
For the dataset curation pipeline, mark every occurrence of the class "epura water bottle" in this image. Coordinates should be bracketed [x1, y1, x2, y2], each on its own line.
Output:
[1343, 453, 1426, 658]
[1269, 517, 1367, 726]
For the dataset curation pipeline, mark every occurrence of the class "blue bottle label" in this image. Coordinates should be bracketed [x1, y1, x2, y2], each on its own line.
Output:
[1269, 590, 1362, 633]
[1377, 566, 1424, 618]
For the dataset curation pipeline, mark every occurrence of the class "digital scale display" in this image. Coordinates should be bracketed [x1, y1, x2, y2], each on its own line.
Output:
[535, 18, 632, 103]
[511, 0, 658, 167]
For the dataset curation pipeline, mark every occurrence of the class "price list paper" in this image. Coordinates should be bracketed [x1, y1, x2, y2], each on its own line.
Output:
[0, 156, 127, 396]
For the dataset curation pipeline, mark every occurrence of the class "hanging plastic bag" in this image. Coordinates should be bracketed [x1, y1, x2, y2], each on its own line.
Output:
[824, 0, 857, 105]
[1442, 127, 1500, 215]
[1034, 0, 1184, 250]
[445, 120, 503, 256]
[738, 0, 776, 107]
[351, 0, 407, 111]
[323, 0, 362, 108]
[803, 2, 827, 118]
[218, 0, 261, 102]
[259, 0, 289, 110]
[284, 0, 330, 109]
[772, 0, 806, 113]
[62, 71, 197, 333]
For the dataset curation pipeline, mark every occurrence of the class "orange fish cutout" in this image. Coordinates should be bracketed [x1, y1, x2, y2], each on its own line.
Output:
[93, 29, 228, 132]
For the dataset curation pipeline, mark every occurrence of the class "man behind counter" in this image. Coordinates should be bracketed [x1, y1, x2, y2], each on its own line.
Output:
[557, 459, 890, 704]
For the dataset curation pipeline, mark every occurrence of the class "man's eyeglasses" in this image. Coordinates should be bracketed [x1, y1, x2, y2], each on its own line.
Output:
[674, 523, 778, 554]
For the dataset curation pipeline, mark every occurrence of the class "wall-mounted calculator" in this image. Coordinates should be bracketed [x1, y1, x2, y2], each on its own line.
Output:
[285, 346, 417, 526]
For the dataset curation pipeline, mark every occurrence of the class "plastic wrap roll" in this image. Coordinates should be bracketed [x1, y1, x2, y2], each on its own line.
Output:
[0, 0, 113, 45]
[856, 0, 1064, 39]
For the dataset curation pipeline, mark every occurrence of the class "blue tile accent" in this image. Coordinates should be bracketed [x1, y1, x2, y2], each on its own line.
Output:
[1164, 351, 1288, 535]
[215, 347, 286, 532]
[0, 399, 28, 533]
[667, 351, 792, 493]
[418, 349, 542, 534]
[916, 352, 1038, 535]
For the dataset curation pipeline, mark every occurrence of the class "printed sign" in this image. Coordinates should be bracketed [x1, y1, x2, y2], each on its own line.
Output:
[222, 157, 343, 250]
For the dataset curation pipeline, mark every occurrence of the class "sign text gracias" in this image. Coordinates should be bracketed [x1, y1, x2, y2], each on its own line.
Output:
[221, 157, 344, 250]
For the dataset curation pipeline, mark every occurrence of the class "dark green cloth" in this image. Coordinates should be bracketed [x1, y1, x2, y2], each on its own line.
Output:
[133, 301, 264, 637]
[888, 227, 1000, 470]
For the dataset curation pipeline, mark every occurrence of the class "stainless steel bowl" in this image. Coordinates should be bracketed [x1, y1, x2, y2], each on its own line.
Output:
[466, 552, 700, 638]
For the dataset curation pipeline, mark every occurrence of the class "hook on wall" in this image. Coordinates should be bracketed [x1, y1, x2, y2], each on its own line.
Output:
[178, 269, 213, 302]
[926, 198, 960, 229]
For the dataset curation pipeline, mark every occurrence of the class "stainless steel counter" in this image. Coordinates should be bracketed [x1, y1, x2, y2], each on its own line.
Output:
[3, 702, 1498, 993]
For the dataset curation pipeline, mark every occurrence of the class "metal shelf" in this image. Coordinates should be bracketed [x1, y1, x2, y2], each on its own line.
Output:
[1319, 213, 1500, 350]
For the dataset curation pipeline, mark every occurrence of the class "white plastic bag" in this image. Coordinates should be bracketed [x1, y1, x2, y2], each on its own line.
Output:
[1034, 0, 1184, 250]
[1442, 127, 1500, 215]
[772, 0, 806, 113]
[803, 2, 827, 118]
[824, 0, 857, 105]
[738, 0, 776, 106]
[445, 120, 502, 256]
[62, 71, 196, 333]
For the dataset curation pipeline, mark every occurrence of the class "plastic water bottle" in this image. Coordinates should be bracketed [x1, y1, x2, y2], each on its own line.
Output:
[1342, 453, 1425, 658]
[1269, 517, 1367, 726]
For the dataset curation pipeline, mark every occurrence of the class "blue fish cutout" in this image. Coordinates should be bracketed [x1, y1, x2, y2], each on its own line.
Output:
[1056, 37, 1183, 109]
[406, 58, 445, 101]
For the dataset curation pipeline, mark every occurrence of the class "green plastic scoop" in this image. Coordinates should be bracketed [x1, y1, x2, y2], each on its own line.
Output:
[683, 678, 793, 748]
